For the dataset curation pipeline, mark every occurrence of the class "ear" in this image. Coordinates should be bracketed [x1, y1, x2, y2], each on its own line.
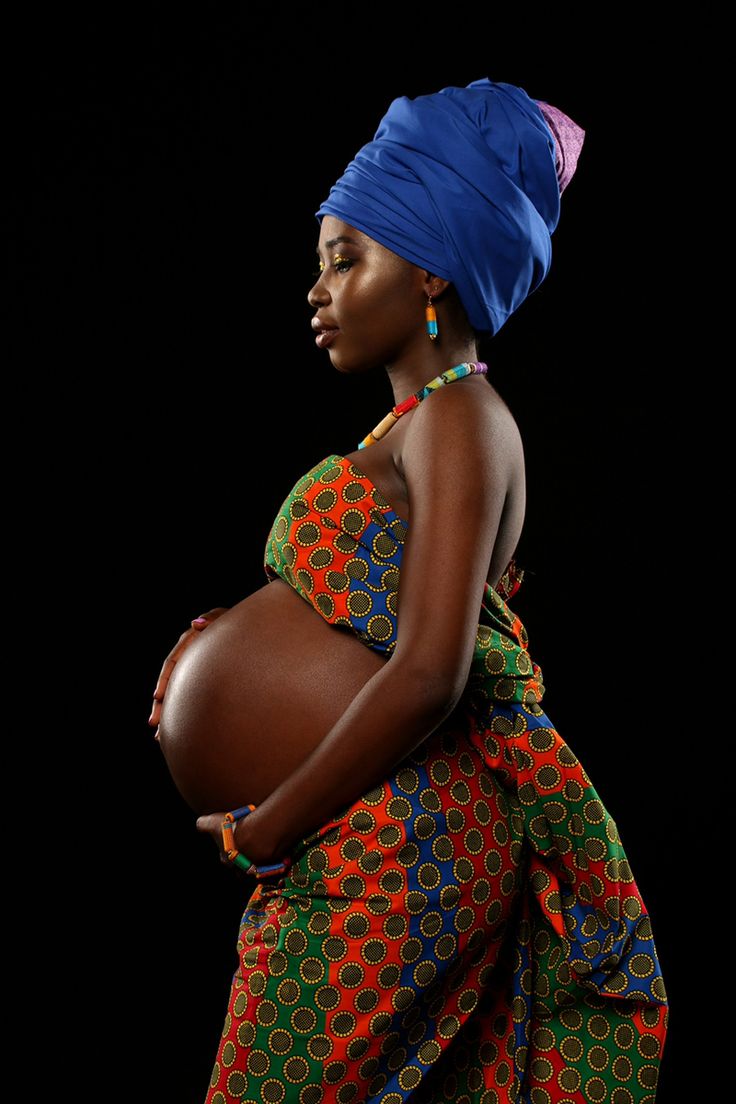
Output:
[422, 272, 452, 299]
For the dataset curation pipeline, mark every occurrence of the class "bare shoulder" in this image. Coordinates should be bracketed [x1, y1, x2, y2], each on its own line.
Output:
[400, 376, 523, 480]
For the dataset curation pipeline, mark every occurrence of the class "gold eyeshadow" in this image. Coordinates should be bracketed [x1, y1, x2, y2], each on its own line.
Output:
[314, 253, 353, 275]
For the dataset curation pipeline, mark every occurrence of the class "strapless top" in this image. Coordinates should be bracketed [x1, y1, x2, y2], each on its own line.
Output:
[263, 454, 545, 709]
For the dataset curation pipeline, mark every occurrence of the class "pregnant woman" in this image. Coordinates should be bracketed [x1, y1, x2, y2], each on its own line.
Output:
[150, 78, 669, 1102]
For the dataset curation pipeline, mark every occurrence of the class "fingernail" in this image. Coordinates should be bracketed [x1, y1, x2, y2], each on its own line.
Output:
[192, 617, 208, 626]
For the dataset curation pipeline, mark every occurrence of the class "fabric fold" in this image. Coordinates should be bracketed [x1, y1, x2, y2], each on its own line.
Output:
[197, 452, 674, 1101]
[315, 78, 586, 337]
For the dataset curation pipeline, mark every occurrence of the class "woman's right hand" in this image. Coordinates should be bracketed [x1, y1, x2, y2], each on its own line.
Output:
[148, 607, 230, 738]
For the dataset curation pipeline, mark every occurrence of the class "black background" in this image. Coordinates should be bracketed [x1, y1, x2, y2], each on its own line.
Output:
[17, 8, 697, 1101]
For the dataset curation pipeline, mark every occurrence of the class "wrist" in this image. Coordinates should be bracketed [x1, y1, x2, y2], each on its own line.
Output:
[233, 807, 283, 868]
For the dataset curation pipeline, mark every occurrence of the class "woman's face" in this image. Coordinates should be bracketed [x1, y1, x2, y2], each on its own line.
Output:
[308, 215, 429, 374]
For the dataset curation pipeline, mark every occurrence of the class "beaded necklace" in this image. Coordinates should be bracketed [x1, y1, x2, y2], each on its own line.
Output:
[357, 361, 488, 449]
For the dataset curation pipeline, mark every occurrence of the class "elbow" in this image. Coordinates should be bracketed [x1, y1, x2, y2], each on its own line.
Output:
[391, 660, 467, 717]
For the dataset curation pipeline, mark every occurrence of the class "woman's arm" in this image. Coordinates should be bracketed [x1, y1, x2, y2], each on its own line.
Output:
[217, 385, 512, 865]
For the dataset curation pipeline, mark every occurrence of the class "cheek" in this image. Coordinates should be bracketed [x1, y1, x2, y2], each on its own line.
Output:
[343, 274, 415, 329]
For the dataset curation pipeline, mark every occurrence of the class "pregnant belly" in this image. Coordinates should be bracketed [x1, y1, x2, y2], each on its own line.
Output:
[157, 578, 386, 814]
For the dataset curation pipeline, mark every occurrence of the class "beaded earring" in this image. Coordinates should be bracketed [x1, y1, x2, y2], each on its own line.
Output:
[425, 293, 438, 341]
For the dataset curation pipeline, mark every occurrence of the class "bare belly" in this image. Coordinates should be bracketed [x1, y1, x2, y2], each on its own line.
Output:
[157, 578, 386, 814]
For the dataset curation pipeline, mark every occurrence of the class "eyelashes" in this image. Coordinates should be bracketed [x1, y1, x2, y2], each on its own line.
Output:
[312, 254, 354, 278]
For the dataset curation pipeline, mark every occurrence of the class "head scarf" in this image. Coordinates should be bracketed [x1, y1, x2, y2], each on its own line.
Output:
[315, 77, 585, 337]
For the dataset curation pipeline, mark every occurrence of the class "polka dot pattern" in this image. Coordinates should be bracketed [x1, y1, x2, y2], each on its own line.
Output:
[205, 454, 668, 1102]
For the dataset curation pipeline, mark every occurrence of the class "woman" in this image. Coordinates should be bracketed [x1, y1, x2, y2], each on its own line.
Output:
[152, 78, 668, 1102]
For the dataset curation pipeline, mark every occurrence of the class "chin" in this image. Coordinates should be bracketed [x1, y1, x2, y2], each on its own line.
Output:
[329, 347, 382, 377]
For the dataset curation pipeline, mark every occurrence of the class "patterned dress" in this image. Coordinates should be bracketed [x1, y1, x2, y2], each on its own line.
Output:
[205, 453, 668, 1104]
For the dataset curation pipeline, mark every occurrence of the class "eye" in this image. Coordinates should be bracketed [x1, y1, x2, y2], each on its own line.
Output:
[312, 254, 354, 277]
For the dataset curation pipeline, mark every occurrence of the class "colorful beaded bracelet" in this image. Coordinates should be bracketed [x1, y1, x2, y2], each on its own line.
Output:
[221, 804, 292, 880]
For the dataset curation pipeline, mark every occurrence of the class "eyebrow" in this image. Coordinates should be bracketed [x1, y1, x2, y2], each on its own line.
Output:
[316, 235, 360, 255]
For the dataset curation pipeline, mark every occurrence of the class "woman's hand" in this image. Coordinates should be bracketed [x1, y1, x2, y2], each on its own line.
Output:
[195, 813, 235, 865]
[196, 806, 283, 871]
[148, 607, 230, 739]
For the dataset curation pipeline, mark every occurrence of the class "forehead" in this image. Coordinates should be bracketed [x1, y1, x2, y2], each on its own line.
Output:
[316, 216, 413, 275]
[317, 216, 373, 250]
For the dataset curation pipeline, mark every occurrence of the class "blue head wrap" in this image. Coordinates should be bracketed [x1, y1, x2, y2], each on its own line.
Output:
[315, 77, 583, 337]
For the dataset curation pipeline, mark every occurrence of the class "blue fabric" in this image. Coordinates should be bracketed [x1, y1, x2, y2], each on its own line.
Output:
[315, 78, 561, 338]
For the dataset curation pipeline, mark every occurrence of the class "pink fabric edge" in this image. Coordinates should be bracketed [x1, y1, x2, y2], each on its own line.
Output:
[534, 99, 586, 194]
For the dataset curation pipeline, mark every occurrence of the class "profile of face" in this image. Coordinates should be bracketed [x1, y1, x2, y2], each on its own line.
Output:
[308, 215, 439, 374]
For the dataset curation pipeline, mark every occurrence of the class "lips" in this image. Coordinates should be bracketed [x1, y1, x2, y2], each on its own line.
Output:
[315, 327, 339, 349]
[311, 314, 340, 348]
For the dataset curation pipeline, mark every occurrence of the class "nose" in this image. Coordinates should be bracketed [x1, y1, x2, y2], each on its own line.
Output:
[307, 271, 329, 309]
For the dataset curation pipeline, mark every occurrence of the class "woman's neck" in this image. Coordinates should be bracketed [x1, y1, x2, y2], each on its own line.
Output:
[384, 341, 479, 406]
